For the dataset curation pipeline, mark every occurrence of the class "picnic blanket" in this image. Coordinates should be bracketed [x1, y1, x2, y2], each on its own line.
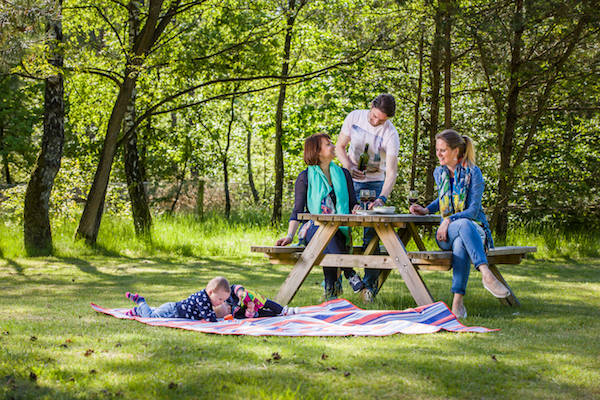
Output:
[91, 299, 497, 336]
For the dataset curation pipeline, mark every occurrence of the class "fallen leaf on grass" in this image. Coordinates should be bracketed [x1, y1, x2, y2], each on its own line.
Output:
[168, 382, 178, 390]
[115, 342, 122, 347]
[321, 353, 328, 360]
[272, 352, 281, 360]
[344, 372, 351, 377]
[65, 339, 72, 343]
[84, 349, 94, 357]
[327, 366, 337, 371]
[90, 370, 97, 374]
[29, 372, 37, 381]
[30, 336, 37, 341]
[2, 331, 8, 335]
[59, 343, 68, 348]
[491, 355, 497, 361]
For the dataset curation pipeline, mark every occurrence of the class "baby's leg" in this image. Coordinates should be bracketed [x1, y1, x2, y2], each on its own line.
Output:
[257, 299, 284, 317]
[137, 301, 177, 318]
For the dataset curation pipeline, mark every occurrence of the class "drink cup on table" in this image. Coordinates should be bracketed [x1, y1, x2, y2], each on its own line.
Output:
[408, 190, 419, 206]
[359, 189, 370, 210]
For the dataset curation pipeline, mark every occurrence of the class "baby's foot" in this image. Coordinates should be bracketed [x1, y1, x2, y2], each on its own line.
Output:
[124, 307, 138, 317]
[125, 292, 145, 304]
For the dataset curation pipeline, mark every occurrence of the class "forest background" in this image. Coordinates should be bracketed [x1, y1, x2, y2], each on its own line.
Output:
[1, 0, 599, 255]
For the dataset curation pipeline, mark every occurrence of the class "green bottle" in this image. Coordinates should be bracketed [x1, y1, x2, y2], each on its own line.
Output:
[358, 143, 369, 171]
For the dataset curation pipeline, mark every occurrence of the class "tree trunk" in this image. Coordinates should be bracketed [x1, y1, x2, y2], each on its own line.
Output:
[75, 0, 174, 244]
[223, 93, 235, 218]
[23, 1, 64, 255]
[123, 0, 152, 237]
[0, 122, 12, 185]
[492, 0, 524, 243]
[443, 0, 452, 129]
[271, 0, 298, 226]
[425, 3, 443, 204]
[196, 179, 205, 218]
[245, 114, 259, 204]
[409, 29, 424, 190]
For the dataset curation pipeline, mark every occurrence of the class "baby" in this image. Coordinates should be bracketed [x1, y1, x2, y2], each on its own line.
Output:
[124, 276, 231, 322]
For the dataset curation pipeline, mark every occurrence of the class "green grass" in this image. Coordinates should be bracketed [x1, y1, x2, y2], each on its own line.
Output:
[1, 214, 599, 399]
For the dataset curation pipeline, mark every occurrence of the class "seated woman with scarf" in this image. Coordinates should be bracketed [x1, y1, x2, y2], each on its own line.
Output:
[276, 133, 363, 300]
[409, 129, 510, 319]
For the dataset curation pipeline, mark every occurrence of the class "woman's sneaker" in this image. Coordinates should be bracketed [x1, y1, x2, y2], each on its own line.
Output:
[348, 274, 365, 293]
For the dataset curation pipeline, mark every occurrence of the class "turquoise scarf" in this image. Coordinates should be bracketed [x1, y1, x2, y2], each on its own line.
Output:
[307, 163, 350, 241]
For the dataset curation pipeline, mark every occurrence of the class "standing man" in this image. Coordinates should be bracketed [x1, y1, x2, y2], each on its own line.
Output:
[336, 93, 400, 301]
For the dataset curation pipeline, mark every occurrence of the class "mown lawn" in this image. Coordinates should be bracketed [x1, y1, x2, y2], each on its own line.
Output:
[1, 213, 599, 399]
[1, 250, 599, 399]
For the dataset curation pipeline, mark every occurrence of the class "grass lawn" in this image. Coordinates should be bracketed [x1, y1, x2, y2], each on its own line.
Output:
[1, 215, 599, 399]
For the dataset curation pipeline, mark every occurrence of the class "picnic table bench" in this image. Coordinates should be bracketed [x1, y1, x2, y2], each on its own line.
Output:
[252, 213, 536, 307]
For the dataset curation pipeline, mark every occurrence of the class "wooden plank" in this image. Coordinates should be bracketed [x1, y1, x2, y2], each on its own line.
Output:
[374, 227, 413, 294]
[251, 245, 304, 254]
[375, 223, 434, 306]
[408, 222, 427, 251]
[297, 213, 441, 225]
[319, 254, 395, 269]
[275, 222, 339, 305]
[488, 246, 536, 256]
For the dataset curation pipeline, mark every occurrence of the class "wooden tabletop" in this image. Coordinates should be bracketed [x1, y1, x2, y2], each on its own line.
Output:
[297, 213, 441, 227]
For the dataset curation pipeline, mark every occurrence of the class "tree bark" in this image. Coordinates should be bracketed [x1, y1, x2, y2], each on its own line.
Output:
[442, 0, 452, 129]
[23, 0, 64, 255]
[195, 179, 205, 218]
[0, 122, 12, 185]
[409, 29, 424, 190]
[425, 3, 443, 204]
[271, 0, 300, 225]
[123, 0, 152, 237]
[245, 113, 260, 204]
[75, 0, 176, 244]
[221, 93, 235, 218]
[491, 0, 524, 243]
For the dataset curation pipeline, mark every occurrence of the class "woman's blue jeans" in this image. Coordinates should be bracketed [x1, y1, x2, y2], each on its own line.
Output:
[436, 218, 488, 295]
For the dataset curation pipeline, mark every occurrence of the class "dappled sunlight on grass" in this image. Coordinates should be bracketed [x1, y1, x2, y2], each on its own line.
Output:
[1, 215, 600, 398]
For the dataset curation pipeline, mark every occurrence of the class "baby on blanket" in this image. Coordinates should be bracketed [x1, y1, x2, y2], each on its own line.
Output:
[124, 276, 231, 322]
[215, 284, 299, 319]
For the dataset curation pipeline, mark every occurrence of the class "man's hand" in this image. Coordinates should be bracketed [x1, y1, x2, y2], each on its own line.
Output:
[351, 204, 362, 214]
[350, 166, 366, 180]
[368, 198, 385, 209]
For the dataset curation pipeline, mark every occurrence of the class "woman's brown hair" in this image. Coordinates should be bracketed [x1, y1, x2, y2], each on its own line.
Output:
[304, 133, 331, 165]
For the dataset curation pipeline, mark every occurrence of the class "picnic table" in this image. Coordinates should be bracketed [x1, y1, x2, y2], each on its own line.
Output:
[252, 213, 536, 307]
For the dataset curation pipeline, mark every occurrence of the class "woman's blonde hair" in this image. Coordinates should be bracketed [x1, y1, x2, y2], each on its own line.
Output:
[436, 129, 476, 166]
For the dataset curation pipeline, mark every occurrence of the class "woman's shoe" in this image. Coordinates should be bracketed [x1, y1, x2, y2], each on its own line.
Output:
[453, 304, 467, 319]
[482, 275, 510, 298]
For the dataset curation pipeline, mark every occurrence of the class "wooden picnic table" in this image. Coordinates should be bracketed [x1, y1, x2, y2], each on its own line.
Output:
[252, 212, 536, 307]
[261, 213, 439, 306]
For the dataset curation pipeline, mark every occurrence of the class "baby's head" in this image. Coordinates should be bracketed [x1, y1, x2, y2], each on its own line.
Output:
[206, 276, 230, 307]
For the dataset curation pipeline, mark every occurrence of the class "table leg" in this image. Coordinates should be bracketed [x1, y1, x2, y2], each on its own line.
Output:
[375, 228, 412, 294]
[275, 222, 339, 305]
[488, 264, 520, 307]
[408, 222, 427, 251]
[375, 223, 434, 306]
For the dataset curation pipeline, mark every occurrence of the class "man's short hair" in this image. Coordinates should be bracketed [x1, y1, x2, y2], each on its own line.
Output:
[303, 133, 331, 165]
[206, 276, 230, 293]
[372, 93, 396, 117]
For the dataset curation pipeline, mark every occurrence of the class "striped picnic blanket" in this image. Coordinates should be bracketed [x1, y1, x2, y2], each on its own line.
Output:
[91, 299, 497, 336]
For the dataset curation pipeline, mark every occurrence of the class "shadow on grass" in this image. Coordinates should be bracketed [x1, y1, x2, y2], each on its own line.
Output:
[0, 257, 25, 276]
